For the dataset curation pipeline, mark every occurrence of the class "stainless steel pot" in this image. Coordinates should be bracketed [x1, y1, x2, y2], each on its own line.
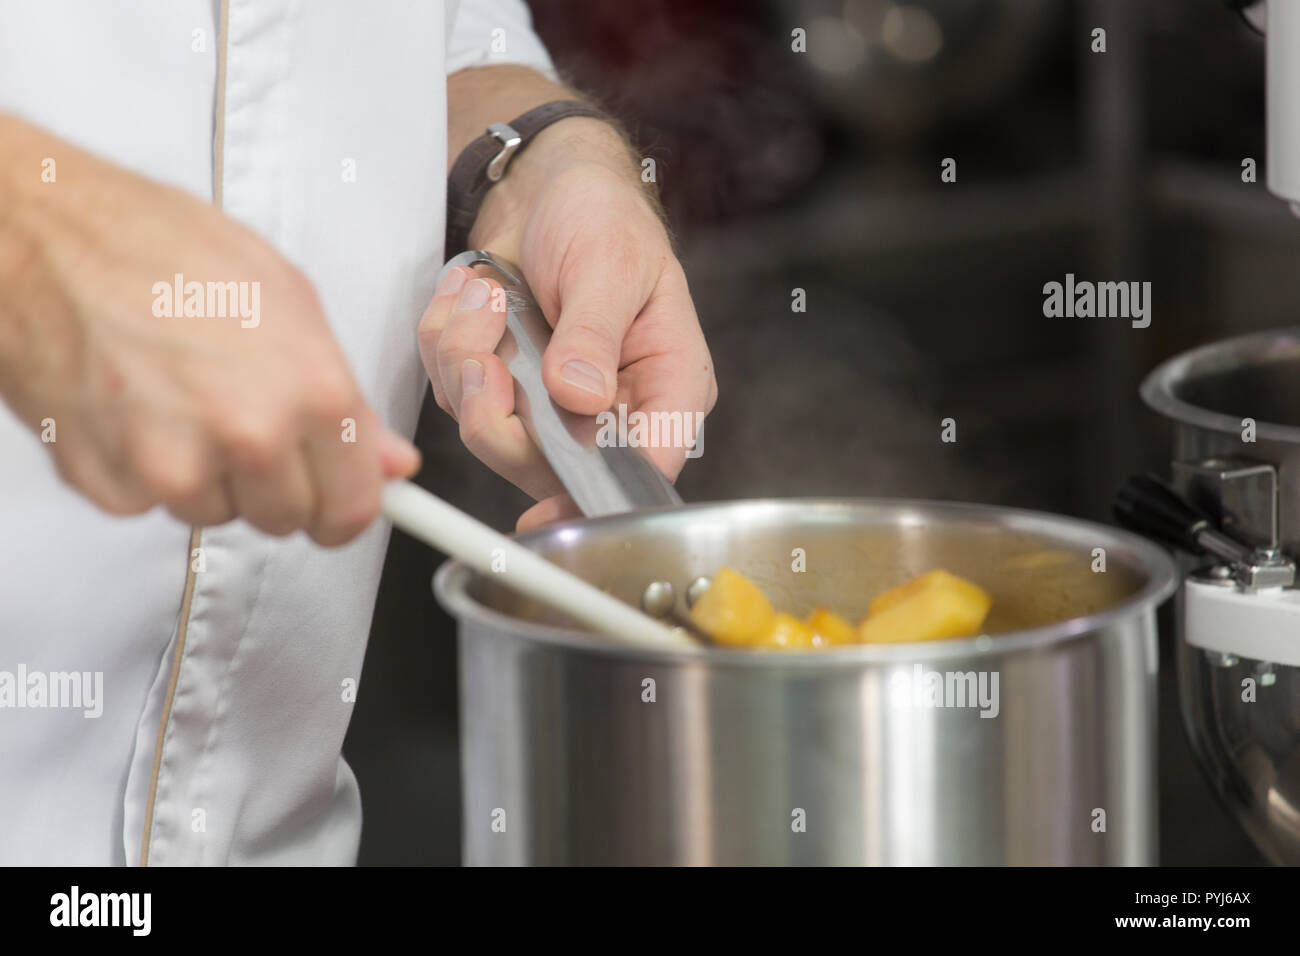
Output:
[436, 498, 1176, 865]
[1140, 327, 1300, 864]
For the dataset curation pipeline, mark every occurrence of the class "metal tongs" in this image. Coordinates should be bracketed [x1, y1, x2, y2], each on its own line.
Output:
[380, 251, 699, 650]
[437, 250, 683, 516]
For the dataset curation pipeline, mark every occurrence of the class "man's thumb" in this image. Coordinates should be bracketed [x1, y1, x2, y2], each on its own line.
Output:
[542, 317, 621, 415]
[379, 426, 421, 478]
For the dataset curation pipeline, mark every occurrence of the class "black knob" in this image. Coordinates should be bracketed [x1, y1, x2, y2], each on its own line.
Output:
[1113, 473, 1213, 554]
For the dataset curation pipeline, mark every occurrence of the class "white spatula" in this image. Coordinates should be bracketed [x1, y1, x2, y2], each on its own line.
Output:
[381, 480, 695, 650]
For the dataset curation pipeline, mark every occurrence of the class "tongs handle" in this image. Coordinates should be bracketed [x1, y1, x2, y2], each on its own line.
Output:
[439, 251, 683, 517]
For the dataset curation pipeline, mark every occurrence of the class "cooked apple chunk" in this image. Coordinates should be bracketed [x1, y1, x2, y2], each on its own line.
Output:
[858, 569, 992, 644]
[805, 607, 857, 646]
[762, 612, 817, 649]
[687, 567, 992, 648]
[688, 567, 775, 646]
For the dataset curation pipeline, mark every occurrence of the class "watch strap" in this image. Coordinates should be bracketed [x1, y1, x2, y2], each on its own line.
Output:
[445, 100, 609, 255]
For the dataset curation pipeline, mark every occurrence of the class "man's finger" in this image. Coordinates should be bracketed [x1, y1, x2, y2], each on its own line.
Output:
[540, 236, 655, 416]
[301, 409, 385, 546]
[612, 269, 717, 482]
[516, 494, 583, 532]
[50, 433, 152, 517]
[457, 353, 565, 502]
[123, 422, 233, 526]
[379, 428, 422, 479]
[226, 443, 316, 536]
[417, 265, 474, 417]
[435, 276, 507, 416]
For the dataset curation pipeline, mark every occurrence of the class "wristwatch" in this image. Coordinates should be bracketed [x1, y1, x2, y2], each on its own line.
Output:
[445, 100, 610, 255]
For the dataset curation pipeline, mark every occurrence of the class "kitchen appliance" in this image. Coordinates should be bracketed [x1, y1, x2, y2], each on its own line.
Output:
[428, 252, 1177, 865]
[1249, 0, 1300, 216]
[1118, 328, 1300, 864]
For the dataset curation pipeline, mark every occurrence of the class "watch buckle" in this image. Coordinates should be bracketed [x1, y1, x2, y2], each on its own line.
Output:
[485, 122, 523, 182]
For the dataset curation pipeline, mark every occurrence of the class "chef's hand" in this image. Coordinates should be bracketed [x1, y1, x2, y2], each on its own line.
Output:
[419, 114, 716, 530]
[0, 113, 419, 544]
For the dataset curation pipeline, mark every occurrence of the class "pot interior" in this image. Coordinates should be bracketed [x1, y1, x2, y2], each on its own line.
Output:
[447, 499, 1172, 648]
[1144, 328, 1300, 434]
[1174, 357, 1300, 428]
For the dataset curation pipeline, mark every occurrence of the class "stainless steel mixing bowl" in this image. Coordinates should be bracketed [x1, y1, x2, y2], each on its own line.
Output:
[436, 498, 1176, 865]
[1142, 327, 1300, 864]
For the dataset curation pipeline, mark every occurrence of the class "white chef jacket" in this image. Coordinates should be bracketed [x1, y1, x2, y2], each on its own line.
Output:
[0, 0, 552, 865]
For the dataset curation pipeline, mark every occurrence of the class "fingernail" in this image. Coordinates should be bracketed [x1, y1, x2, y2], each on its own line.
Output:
[561, 359, 606, 397]
[461, 358, 485, 396]
[437, 267, 469, 299]
[456, 278, 490, 312]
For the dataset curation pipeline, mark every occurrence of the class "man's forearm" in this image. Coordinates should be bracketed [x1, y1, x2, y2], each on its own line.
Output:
[446, 65, 581, 160]
[0, 114, 78, 384]
[445, 66, 653, 249]
[0, 113, 137, 257]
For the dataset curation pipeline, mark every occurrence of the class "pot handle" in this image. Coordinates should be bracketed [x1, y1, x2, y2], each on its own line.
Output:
[1113, 473, 1218, 555]
[1114, 473, 1295, 588]
[437, 250, 683, 517]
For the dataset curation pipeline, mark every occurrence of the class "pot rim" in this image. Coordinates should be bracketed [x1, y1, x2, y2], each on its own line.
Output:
[1141, 326, 1300, 443]
[432, 497, 1179, 665]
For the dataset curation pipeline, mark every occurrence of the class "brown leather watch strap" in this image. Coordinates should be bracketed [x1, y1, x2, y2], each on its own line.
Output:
[445, 100, 609, 256]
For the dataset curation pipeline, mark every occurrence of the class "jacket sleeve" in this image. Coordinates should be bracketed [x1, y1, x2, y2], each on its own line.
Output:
[446, 0, 556, 79]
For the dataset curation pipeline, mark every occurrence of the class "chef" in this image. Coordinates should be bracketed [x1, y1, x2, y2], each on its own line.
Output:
[0, 0, 715, 865]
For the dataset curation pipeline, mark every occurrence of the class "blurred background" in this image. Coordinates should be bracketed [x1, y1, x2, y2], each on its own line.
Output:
[346, 0, 1292, 864]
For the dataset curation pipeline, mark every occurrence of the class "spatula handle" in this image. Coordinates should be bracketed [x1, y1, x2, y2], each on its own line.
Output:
[381, 479, 694, 649]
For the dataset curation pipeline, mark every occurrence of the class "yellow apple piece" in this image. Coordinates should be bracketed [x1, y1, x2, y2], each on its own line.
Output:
[759, 612, 817, 650]
[858, 569, 992, 644]
[805, 607, 857, 646]
[688, 567, 775, 646]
